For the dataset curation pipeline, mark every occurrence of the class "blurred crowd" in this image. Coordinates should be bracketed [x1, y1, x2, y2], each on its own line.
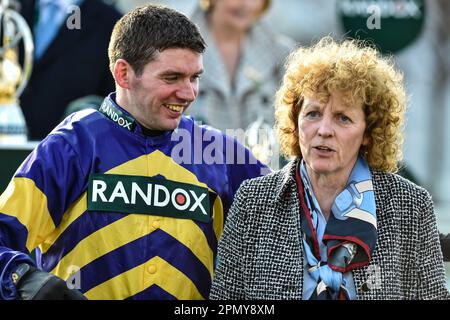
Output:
[9, 0, 450, 227]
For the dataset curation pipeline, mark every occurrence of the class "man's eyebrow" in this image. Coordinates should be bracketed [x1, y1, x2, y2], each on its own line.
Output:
[160, 69, 204, 76]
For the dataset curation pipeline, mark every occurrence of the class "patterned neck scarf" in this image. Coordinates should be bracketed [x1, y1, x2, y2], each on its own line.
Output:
[296, 156, 377, 299]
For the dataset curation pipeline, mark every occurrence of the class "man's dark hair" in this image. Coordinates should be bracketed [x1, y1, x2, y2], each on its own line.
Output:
[108, 5, 206, 75]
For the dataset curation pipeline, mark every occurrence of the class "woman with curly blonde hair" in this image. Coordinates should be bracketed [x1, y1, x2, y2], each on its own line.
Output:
[210, 38, 450, 300]
[275, 37, 405, 173]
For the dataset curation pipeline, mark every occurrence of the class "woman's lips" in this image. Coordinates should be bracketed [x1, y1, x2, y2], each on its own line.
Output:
[313, 146, 335, 156]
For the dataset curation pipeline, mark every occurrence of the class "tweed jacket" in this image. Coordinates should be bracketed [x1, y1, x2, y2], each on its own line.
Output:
[210, 160, 450, 300]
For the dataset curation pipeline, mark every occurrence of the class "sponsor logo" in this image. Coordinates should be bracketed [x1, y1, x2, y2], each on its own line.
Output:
[338, 0, 422, 19]
[87, 174, 211, 223]
[98, 100, 136, 131]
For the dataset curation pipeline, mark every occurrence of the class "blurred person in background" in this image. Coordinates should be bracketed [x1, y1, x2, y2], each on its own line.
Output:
[210, 38, 450, 300]
[18, 0, 122, 140]
[186, 0, 295, 133]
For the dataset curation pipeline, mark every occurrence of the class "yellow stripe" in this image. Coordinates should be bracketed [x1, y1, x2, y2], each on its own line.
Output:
[51, 213, 148, 278]
[52, 213, 214, 280]
[158, 218, 213, 278]
[0, 178, 55, 252]
[105, 154, 149, 176]
[212, 197, 224, 241]
[40, 193, 87, 254]
[84, 256, 204, 300]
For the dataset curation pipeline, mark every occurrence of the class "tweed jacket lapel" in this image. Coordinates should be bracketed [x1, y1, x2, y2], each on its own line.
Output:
[244, 160, 305, 299]
[268, 160, 305, 299]
[353, 170, 410, 300]
[352, 170, 384, 299]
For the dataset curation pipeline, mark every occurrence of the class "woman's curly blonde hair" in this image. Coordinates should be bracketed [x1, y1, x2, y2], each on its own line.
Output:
[275, 37, 406, 173]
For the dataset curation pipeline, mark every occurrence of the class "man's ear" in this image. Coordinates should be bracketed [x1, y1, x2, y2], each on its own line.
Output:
[114, 59, 133, 89]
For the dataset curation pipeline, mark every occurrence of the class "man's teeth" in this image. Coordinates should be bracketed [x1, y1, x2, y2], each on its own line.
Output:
[317, 146, 331, 151]
[166, 104, 183, 112]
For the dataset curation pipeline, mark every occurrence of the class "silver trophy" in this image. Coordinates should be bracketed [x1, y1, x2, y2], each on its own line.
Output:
[0, 0, 33, 144]
[245, 116, 279, 170]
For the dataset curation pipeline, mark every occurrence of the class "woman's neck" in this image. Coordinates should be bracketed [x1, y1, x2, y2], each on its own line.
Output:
[306, 167, 351, 221]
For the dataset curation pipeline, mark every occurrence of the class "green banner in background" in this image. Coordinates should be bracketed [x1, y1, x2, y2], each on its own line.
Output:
[338, 0, 425, 54]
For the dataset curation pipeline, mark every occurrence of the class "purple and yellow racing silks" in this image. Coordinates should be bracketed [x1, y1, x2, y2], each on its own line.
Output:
[0, 94, 268, 300]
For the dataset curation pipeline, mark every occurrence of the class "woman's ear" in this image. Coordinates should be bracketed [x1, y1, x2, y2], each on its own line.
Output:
[362, 132, 369, 146]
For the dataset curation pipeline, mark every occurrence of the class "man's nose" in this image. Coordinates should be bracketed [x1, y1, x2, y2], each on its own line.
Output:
[177, 80, 197, 102]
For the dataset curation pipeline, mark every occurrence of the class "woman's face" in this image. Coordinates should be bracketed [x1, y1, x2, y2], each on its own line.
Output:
[298, 91, 368, 178]
[211, 0, 266, 33]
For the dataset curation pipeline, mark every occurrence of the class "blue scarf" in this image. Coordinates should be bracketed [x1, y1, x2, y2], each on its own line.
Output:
[296, 156, 377, 299]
